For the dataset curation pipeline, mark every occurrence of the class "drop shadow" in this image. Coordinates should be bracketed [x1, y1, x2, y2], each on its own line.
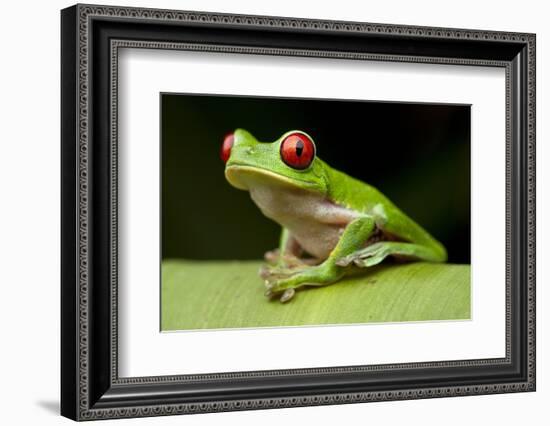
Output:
[36, 400, 59, 416]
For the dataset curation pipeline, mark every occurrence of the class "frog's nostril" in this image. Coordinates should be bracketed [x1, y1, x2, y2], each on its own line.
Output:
[220, 132, 234, 163]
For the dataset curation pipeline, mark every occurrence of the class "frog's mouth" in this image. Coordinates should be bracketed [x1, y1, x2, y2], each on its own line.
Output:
[225, 164, 320, 192]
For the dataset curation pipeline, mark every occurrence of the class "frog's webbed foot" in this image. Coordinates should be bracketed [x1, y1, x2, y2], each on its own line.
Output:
[259, 251, 321, 302]
[262, 264, 343, 303]
[259, 264, 302, 281]
[275, 288, 296, 303]
[336, 243, 390, 268]
[336, 241, 445, 268]
[260, 265, 307, 303]
[264, 276, 304, 303]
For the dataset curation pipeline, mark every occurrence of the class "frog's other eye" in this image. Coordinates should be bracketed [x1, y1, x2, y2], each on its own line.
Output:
[220, 132, 234, 163]
[280, 133, 316, 170]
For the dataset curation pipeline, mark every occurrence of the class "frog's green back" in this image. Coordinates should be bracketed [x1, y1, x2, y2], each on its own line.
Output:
[320, 158, 445, 255]
[320, 159, 394, 214]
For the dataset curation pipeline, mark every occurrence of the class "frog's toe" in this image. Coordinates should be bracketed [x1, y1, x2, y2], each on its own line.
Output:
[354, 253, 386, 267]
[279, 288, 295, 303]
[335, 255, 354, 267]
[263, 272, 298, 291]
[264, 286, 296, 302]
[264, 277, 284, 290]
[336, 251, 372, 266]
[351, 248, 389, 267]
[259, 265, 286, 280]
[259, 265, 272, 279]
[337, 245, 388, 268]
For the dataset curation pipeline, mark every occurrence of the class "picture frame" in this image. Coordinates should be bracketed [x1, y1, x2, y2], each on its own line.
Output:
[61, 3, 536, 421]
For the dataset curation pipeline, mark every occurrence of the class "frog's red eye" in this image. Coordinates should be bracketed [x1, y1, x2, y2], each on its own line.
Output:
[280, 133, 316, 170]
[220, 132, 234, 163]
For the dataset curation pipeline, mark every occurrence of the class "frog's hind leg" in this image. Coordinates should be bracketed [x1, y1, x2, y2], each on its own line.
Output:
[336, 241, 447, 268]
[339, 205, 448, 268]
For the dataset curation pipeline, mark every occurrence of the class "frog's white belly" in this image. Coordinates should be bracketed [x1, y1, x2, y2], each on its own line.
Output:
[249, 185, 360, 259]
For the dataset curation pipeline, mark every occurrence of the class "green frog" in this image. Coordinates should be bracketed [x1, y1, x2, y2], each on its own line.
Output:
[222, 129, 447, 302]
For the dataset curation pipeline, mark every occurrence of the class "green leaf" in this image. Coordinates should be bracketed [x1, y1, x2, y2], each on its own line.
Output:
[161, 260, 470, 331]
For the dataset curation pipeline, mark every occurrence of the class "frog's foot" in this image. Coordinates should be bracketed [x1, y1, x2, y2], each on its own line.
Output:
[264, 264, 342, 303]
[259, 263, 307, 281]
[336, 241, 445, 268]
[336, 243, 390, 268]
[260, 265, 308, 303]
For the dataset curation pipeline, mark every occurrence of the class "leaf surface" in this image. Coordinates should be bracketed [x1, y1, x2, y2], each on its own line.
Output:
[161, 260, 470, 330]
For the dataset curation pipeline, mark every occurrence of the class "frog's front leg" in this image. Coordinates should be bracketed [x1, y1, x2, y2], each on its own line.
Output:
[265, 217, 376, 302]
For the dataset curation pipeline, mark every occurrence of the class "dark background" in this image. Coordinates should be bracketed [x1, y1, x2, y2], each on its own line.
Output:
[162, 94, 470, 264]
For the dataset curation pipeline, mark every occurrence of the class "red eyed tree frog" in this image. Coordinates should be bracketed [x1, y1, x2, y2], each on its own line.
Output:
[221, 129, 447, 303]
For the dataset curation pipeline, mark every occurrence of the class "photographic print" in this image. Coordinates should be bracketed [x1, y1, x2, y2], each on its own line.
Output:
[161, 94, 471, 331]
[61, 5, 535, 419]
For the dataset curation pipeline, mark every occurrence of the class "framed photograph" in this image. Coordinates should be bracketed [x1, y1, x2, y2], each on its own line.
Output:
[61, 4, 536, 420]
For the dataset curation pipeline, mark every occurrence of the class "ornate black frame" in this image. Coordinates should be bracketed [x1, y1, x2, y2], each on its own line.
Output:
[61, 4, 536, 421]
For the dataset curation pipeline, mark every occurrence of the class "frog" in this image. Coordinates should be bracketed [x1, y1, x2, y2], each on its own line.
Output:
[221, 129, 447, 303]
